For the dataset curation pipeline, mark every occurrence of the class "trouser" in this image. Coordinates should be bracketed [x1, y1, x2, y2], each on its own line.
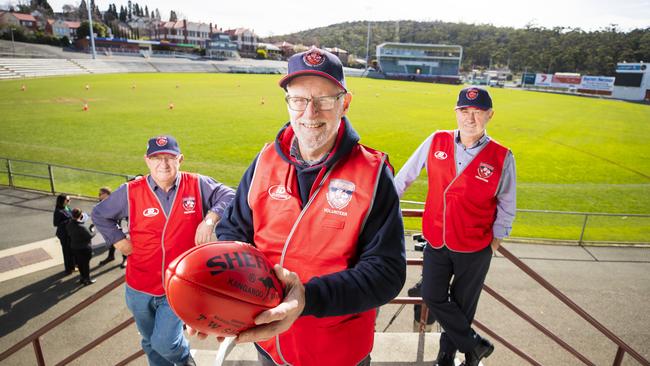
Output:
[125, 285, 190, 366]
[257, 352, 371, 366]
[421, 244, 492, 354]
[72, 247, 92, 281]
[58, 235, 75, 272]
[106, 244, 127, 262]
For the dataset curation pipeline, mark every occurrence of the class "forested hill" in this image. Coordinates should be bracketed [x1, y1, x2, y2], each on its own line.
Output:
[265, 20, 650, 75]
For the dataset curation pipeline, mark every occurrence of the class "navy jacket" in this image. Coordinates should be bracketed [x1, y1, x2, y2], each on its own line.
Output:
[216, 118, 406, 317]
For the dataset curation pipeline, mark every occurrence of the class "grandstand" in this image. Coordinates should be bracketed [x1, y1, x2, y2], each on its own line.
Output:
[374, 42, 462, 84]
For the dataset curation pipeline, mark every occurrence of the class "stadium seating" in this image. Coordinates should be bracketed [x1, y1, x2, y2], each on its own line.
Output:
[0, 58, 88, 78]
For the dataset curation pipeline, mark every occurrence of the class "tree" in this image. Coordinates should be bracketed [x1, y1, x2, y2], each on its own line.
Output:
[169, 10, 177, 22]
[77, 20, 108, 39]
[119, 6, 126, 22]
[155, 8, 161, 20]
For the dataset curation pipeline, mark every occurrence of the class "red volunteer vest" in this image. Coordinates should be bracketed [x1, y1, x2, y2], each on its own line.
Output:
[248, 142, 386, 366]
[423, 131, 508, 252]
[127, 172, 203, 295]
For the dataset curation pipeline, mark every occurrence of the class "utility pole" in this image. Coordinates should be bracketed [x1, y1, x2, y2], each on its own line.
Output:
[87, 0, 97, 59]
[365, 20, 371, 70]
[10, 27, 15, 56]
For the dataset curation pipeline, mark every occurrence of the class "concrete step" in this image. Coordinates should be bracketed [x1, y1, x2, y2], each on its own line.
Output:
[191, 332, 485, 366]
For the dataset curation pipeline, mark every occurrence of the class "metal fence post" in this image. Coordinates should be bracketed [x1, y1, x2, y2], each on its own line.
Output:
[47, 164, 55, 194]
[6, 159, 14, 188]
[578, 214, 589, 245]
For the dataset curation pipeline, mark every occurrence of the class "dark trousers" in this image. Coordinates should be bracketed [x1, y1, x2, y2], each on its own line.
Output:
[106, 244, 127, 261]
[58, 235, 75, 272]
[72, 247, 92, 281]
[421, 244, 492, 354]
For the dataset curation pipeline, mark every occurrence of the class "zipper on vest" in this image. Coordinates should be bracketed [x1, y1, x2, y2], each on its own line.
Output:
[274, 162, 337, 366]
[145, 176, 180, 291]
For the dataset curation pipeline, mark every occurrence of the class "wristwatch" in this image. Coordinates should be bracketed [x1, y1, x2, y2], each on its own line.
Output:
[205, 218, 215, 226]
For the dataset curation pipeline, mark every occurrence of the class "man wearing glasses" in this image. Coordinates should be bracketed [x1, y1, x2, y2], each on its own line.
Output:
[394, 87, 516, 366]
[91, 135, 234, 366]
[213, 48, 406, 366]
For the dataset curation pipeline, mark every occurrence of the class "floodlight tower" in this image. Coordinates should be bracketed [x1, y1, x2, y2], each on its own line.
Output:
[86, 0, 97, 59]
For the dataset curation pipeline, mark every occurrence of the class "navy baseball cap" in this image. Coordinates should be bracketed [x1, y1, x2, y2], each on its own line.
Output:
[146, 135, 180, 157]
[279, 47, 346, 92]
[456, 87, 493, 110]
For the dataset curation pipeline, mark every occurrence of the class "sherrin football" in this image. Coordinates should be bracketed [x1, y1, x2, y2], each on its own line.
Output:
[164, 241, 283, 336]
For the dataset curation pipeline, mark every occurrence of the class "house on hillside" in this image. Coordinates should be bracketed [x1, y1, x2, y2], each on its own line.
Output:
[225, 28, 258, 58]
[157, 20, 215, 46]
[0, 12, 38, 33]
[48, 19, 80, 39]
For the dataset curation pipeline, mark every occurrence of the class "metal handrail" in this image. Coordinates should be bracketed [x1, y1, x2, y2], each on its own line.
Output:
[400, 210, 650, 366]
[0, 275, 143, 365]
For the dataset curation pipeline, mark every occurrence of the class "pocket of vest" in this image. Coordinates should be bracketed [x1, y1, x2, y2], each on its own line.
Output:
[322, 218, 345, 229]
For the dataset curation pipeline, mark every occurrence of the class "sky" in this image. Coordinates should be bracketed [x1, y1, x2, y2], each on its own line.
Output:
[17, 0, 650, 36]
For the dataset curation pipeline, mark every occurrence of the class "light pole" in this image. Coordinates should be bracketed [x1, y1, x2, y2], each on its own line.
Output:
[365, 20, 371, 71]
[86, 0, 97, 59]
[10, 27, 15, 56]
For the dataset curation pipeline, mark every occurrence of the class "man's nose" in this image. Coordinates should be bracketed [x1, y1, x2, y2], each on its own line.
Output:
[303, 99, 318, 116]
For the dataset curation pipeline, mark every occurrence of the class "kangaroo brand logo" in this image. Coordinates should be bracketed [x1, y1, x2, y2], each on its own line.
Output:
[143, 207, 159, 217]
[434, 151, 448, 160]
[268, 185, 290, 200]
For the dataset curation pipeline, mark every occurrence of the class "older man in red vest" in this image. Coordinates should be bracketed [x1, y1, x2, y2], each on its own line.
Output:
[210, 48, 406, 366]
[92, 135, 234, 366]
[394, 87, 516, 366]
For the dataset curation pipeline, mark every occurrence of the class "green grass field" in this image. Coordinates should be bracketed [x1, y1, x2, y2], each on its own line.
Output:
[1, 73, 649, 242]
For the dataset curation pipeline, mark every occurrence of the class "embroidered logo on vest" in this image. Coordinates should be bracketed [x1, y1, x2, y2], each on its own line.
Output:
[475, 162, 494, 182]
[434, 151, 448, 160]
[268, 185, 290, 200]
[143, 207, 159, 217]
[326, 179, 355, 210]
[182, 196, 196, 213]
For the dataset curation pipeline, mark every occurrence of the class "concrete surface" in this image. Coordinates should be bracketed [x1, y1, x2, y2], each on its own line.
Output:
[0, 187, 649, 365]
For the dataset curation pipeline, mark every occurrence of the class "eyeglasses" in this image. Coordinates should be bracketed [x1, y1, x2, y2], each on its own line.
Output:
[285, 92, 346, 111]
[148, 155, 180, 164]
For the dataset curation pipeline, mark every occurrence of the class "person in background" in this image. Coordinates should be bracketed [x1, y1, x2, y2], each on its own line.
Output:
[394, 87, 516, 366]
[53, 193, 75, 274]
[92, 135, 235, 366]
[96, 187, 127, 269]
[66, 208, 96, 285]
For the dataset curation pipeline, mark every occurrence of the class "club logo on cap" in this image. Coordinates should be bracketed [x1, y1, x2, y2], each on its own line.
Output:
[466, 88, 479, 100]
[155, 136, 168, 147]
[303, 49, 325, 67]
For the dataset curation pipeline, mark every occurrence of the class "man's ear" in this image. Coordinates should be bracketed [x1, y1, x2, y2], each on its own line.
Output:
[178, 154, 184, 164]
[342, 93, 352, 113]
